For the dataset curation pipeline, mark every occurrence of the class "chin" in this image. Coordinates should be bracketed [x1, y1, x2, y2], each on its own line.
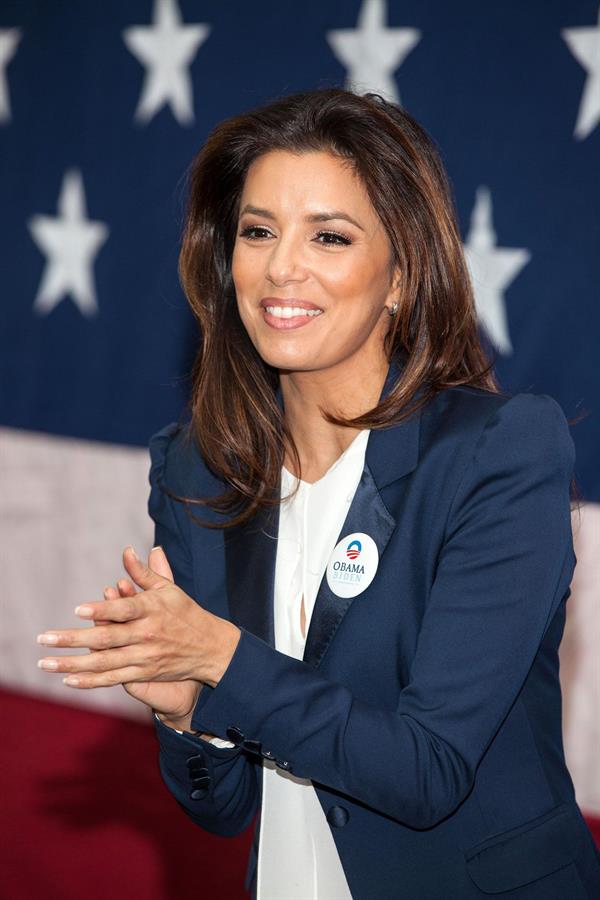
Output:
[251, 339, 322, 372]
[246, 327, 307, 360]
[259, 350, 317, 372]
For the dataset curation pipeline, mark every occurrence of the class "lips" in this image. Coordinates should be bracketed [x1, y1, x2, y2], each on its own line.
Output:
[260, 298, 324, 330]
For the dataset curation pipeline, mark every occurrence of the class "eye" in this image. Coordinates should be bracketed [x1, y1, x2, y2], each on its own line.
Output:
[314, 230, 352, 246]
[238, 225, 271, 240]
[237, 225, 353, 246]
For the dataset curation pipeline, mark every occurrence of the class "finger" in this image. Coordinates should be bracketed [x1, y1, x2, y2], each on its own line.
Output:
[73, 595, 143, 623]
[62, 666, 144, 689]
[99, 585, 121, 623]
[38, 646, 140, 675]
[149, 546, 174, 583]
[90, 588, 114, 643]
[123, 545, 170, 591]
[94, 585, 132, 634]
[37, 622, 136, 652]
[116, 579, 137, 597]
[96, 586, 116, 627]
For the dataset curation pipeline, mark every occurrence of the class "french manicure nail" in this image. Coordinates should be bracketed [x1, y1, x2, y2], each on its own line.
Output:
[63, 676, 80, 686]
[128, 545, 139, 560]
[74, 605, 93, 617]
[38, 659, 59, 670]
[37, 633, 59, 645]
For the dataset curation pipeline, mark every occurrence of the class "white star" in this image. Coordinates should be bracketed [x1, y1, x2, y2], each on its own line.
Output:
[463, 186, 531, 356]
[326, 0, 420, 104]
[123, 0, 210, 126]
[0, 27, 22, 123]
[28, 169, 109, 317]
[562, 6, 600, 140]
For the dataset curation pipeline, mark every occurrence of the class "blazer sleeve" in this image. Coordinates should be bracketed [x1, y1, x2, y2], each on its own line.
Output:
[147, 422, 260, 837]
[189, 393, 577, 830]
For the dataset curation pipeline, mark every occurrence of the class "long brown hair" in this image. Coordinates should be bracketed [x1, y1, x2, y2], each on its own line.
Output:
[169, 87, 572, 529]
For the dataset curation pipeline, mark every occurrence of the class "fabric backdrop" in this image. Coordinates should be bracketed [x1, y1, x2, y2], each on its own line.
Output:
[1, 1, 598, 897]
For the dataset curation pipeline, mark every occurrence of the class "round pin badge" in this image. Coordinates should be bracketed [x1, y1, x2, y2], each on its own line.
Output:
[326, 532, 379, 599]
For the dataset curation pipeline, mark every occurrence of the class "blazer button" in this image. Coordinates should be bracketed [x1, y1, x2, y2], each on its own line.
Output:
[185, 754, 206, 768]
[275, 759, 291, 771]
[190, 786, 209, 800]
[225, 725, 245, 745]
[188, 765, 209, 780]
[191, 775, 211, 790]
[242, 739, 262, 755]
[327, 805, 350, 828]
[262, 749, 275, 760]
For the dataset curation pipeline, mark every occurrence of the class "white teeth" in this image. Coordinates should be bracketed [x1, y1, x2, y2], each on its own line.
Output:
[265, 306, 322, 318]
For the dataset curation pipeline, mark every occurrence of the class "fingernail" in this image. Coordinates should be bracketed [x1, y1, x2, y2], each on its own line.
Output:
[74, 605, 93, 618]
[38, 659, 58, 670]
[37, 633, 59, 645]
[126, 545, 139, 560]
[151, 545, 163, 553]
[63, 676, 80, 686]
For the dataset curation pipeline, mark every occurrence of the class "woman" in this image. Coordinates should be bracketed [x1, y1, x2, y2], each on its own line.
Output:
[37, 88, 600, 898]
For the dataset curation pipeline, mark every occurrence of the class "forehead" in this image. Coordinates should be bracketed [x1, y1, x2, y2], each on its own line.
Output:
[240, 149, 373, 212]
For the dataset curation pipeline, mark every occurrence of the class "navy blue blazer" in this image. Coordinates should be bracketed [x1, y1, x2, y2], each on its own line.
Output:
[149, 358, 600, 899]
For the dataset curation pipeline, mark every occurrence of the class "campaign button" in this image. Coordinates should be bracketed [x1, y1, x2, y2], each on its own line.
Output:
[326, 532, 379, 599]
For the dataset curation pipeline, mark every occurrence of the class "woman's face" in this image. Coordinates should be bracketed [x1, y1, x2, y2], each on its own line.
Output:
[231, 149, 400, 375]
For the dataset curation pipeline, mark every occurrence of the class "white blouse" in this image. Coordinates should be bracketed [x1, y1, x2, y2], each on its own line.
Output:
[256, 427, 371, 900]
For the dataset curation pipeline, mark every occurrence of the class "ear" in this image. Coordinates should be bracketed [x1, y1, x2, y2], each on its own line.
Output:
[386, 261, 402, 302]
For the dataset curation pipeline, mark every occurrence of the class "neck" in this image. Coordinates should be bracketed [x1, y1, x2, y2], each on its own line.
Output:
[279, 351, 390, 482]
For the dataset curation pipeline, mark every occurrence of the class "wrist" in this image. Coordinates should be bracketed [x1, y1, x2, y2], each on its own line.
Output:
[153, 682, 203, 733]
[154, 711, 219, 743]
[203, 622, 241, 689]
[155, 710, 195, 734]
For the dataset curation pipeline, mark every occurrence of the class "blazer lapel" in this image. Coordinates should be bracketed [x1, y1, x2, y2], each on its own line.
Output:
[223, 499, 280, 647]
[301, 462, 395, 667]
[224, 354, 422, 664]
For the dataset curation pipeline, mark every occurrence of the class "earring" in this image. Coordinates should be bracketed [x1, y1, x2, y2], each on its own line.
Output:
[388, 301, 399, 316]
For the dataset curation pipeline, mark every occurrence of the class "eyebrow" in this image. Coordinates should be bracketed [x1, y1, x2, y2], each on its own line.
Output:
[239, 204, 365, 232]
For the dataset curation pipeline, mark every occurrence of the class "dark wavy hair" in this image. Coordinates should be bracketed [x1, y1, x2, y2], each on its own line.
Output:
[167, 87, 578, 529]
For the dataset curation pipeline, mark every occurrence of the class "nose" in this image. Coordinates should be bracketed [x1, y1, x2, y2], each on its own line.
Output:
[265, 231, 307, 286]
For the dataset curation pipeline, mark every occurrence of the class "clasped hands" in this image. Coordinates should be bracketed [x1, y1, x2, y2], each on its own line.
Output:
[36, 545, 241, 733]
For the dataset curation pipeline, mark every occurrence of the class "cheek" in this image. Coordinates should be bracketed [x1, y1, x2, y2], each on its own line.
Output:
[322, 260, 386, 323]
[319, 251, 385, 301]
[231, 250, 259, 317]
[323, 274, 390, 350]
[230, 246, 246, 290]
[231, 244, 263, 288]
[320, 257, 361, 294]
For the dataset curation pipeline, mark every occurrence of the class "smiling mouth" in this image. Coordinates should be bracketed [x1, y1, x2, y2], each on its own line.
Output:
[263, 305, 323, 318]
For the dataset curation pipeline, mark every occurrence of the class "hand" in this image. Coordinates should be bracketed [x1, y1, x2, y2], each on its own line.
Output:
[102, 547, 203, 727]
[103, 550, 219, 737]
[36, 546, 241, 715]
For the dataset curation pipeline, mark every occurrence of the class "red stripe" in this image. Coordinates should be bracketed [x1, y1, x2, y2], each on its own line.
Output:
[0, 688, 252, 899]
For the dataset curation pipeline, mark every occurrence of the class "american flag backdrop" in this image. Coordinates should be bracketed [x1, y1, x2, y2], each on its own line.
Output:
[1, 1, 599, 897]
